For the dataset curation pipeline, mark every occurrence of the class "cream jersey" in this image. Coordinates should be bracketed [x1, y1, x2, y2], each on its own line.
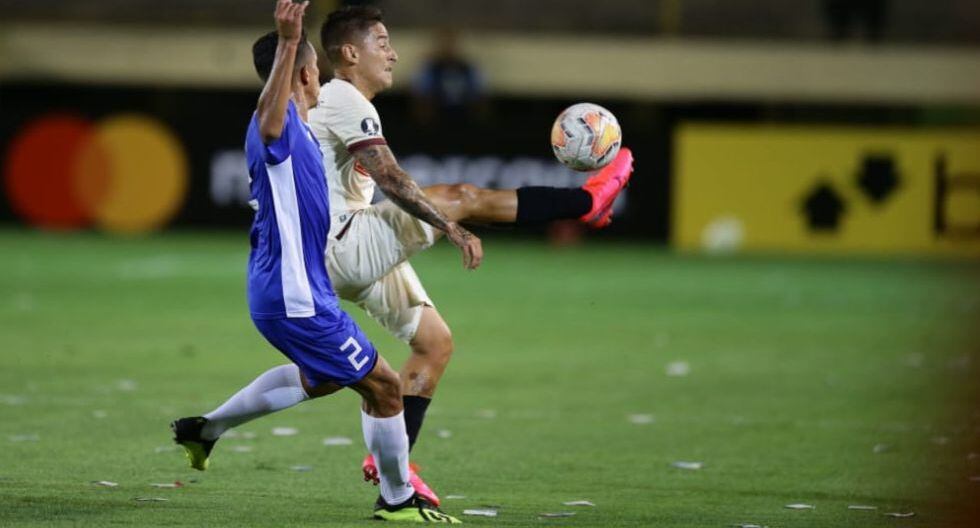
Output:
[308, 79, 386, 237]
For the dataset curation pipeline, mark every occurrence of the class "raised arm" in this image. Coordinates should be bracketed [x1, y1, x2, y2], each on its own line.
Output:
[256, 0, 308, 144]
[354, 144, 483, 270]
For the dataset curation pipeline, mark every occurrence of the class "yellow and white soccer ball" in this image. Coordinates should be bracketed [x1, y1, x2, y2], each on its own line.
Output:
[550, 102, 622, 171]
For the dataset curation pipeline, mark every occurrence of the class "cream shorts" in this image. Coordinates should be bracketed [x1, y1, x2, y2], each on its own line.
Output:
[326, 201, 438, 343]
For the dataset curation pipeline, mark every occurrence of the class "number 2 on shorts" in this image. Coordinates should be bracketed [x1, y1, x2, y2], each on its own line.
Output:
[342, 336, 369, 371]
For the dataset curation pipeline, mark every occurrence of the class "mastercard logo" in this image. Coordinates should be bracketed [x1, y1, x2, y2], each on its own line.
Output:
[3, 113, 188, 233]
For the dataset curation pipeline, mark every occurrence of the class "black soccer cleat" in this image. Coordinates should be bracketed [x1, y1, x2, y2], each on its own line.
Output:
[170, 416, 217, 471]
[373, 493, 462, 523]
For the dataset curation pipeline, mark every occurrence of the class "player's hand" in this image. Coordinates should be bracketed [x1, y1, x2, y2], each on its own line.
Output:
[275, 0, 308, 43]
[446, 223, 483, 270]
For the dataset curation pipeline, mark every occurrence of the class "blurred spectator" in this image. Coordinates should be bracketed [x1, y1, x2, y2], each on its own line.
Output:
[411, 29, 488, 127]
[822, 0, 890, 43]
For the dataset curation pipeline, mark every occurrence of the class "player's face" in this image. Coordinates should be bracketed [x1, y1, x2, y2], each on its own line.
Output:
[357, 22, 398, 92]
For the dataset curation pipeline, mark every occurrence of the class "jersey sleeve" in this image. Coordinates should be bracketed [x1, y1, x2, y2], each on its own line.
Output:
[315, 82, 386, 153]
[261, 101, 297, 165]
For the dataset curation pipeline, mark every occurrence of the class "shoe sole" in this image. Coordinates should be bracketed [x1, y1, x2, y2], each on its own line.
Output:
[373, 508, 461, 523]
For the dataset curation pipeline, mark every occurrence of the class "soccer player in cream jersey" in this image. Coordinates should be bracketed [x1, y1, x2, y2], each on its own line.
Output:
[312, 6, 634, 504]
[170, 1, 459, 522]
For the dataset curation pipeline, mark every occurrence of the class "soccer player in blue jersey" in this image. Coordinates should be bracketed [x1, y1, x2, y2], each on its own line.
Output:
[170, 1, 460, 522]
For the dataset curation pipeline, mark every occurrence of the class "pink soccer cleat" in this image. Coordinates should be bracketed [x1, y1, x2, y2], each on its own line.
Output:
[361, 455, 442, 507]
[362, 453, 379, 485]
[579, 147, 634, 228]
[408, 462, 441, 507]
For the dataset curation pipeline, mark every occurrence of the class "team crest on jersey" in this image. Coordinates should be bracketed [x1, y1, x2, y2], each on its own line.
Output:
[360, 117, 380, 136]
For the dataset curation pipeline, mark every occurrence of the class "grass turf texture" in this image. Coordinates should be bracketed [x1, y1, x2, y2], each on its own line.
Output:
[0, 230, 978, 527]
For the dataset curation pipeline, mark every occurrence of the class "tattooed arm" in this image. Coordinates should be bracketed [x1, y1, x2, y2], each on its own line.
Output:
[353, 144, 483, 270]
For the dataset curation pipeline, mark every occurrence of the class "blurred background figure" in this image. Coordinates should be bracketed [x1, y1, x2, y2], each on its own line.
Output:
[410, 29, 488, 134]
[822, 0, 890, 42]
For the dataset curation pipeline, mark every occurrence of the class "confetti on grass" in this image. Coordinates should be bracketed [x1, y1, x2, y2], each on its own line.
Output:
[290, 465, 313, 472]
[150, 482, 183, 488]
[848, 505, 877, 510]
[539, 512, 576, 518]
[665, 361, 690, 377]
[883, 512, 915, 518]
[784, 503, 815, 510]
[322, 436, 353, 446]
[628, 414, 654, 425]
[92, 481, 118, 487]
[271, 427, 298, 437]
[436, 429, 452, 439]
[672, 461, 703, 470]
[462, 509, 498, 517]
[562, 500, 595, 507]
[445, 495, 466, 500]
[230, 445, 253, 453]
[135, 497, 169, 502]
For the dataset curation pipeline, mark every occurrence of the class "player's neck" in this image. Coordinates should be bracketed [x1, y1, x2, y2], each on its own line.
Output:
[333, 70, 376, 100]
[291, 91, 310, 123]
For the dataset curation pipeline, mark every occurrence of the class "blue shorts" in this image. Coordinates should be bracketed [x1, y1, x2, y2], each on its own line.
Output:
[252, 312, 378, 387]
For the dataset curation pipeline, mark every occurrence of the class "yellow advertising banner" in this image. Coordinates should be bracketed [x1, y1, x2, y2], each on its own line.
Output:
[673, 125, 980, 256]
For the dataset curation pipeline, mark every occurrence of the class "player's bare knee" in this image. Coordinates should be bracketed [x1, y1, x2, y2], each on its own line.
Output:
[449, 183, 480, 209]
[412, 327, 454, 366]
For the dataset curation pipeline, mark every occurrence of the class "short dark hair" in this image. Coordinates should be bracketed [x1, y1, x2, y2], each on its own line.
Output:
[252, 30, 313, 82]
[319, 6, 384, 66]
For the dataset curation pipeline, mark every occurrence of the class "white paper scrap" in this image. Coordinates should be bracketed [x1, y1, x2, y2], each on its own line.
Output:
[848, 505, 877, 510]
[672, 461, 703, 470]
[115, 379, 138, 391]
[883, 512, 915, 518]
[135, 497, 169, 502]
[150, 482, 182, 488]
[271, 427, 298, 437]
[436, 429, 452, 439]
[92, 480, 119, 487]
[562, 500, 595, 507]
[666, 361, 690, 377]
[462, 509, 497, 517]
[230, 445, 253, 453]
[290, 465, 313, 472]
[322, 436, 353, 446]
[539, 512, 576, 518]
[628, 414, 654, 424]
[445, 495, 466, 500]
[784, 503, 815, 509]
[872, 443, 891, 454]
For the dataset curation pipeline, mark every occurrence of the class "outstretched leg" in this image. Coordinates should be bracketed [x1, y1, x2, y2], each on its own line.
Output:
[171, 363, 339, 470]
[423, 147, 634, 228]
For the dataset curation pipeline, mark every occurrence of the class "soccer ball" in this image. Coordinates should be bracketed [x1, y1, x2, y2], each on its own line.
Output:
[550, 102, 622, 171]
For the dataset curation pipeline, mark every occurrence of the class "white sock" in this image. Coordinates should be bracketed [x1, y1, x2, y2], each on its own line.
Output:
[201, 364, 309, 440]
[361, 410, 415, 505]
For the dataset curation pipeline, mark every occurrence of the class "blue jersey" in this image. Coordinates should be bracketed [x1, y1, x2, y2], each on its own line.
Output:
[245, 100, 340, 320]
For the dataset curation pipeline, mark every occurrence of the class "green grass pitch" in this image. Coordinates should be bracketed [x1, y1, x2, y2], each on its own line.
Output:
[0, 230, 977, 527]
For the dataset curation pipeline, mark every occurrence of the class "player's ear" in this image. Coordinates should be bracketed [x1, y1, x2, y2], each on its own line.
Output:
[341, 43, 358, 64]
